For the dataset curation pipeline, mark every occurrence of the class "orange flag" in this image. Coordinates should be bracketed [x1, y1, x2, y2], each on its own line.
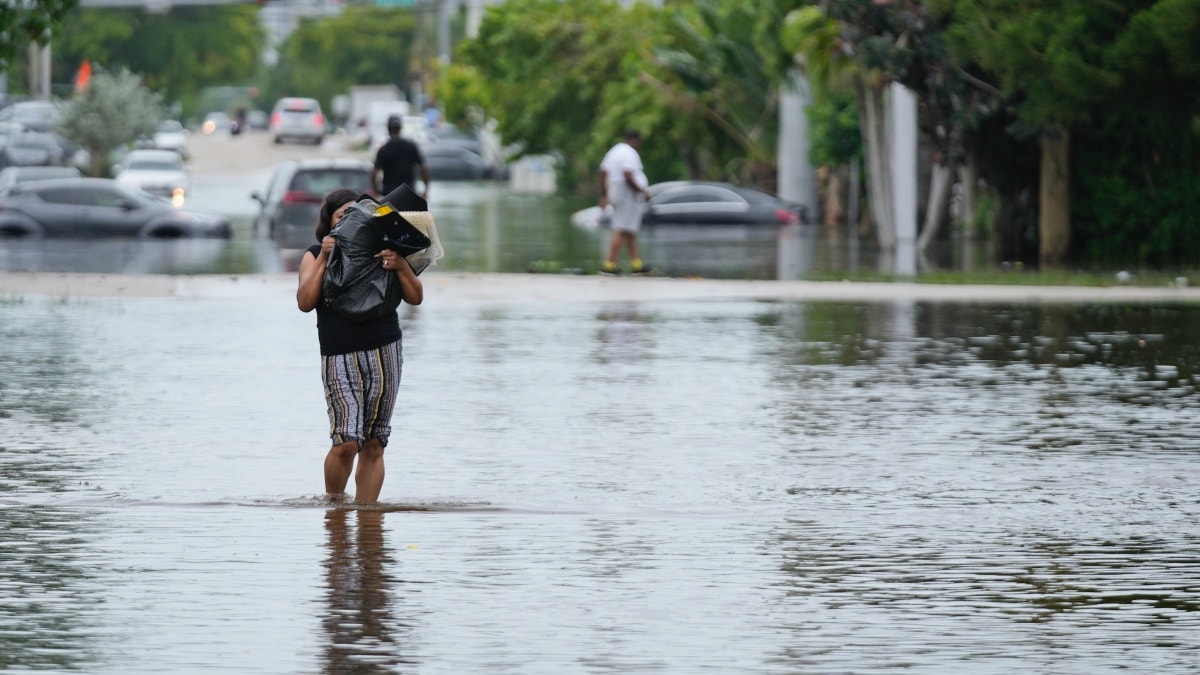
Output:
[74, 60, 92, 93]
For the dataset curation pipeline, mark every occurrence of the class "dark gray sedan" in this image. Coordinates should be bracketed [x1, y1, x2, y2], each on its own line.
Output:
[0, 177, 231, 239]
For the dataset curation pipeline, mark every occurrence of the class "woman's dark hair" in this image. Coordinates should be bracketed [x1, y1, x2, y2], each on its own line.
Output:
[315, 188, 360, 242]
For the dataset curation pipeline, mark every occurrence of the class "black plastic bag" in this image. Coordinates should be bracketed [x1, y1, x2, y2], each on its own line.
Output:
[321, 201, 403, 322]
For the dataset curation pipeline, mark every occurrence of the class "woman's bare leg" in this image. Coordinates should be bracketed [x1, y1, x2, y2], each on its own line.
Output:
[324, 441, 359, 499]
[354, 438, 386, 504]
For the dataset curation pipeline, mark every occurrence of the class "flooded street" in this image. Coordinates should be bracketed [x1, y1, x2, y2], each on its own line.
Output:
[3, 277, 1200, 672]
[2, 132, 1200, 672]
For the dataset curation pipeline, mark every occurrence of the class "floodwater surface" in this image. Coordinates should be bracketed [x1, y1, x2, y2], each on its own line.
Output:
[2, 289, 1198, 673]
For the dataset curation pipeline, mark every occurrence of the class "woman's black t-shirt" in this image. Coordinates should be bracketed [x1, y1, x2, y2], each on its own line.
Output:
[306, 245, 402, 356]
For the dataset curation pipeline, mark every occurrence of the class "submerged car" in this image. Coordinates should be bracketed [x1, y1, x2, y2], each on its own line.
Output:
[113, 149, 190, 206]
[421, 143, 495, 181]
[0, 177, 230, 239]
[570, 181, 806, 229]
[251, 157, 374, 249]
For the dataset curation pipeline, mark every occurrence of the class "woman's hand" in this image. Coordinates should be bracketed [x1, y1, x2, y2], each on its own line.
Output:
[375, 249, 401, 271]
[377, 249, 424, 305]
[297, 238, 336, 312]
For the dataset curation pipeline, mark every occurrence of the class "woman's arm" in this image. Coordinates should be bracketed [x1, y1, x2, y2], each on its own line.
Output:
[393, 257, 424, 306]
[297, 237, 334, 312]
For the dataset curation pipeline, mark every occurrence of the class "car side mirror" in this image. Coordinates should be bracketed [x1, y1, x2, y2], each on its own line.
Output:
[119, 199, 138, 211]
[250, 191, 265, 205]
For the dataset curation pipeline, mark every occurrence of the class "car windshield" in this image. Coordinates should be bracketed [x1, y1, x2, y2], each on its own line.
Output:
[129, 159, 183, 171]
[655, 187, 742, 204]
[282, 100, 318, 113]
[158, 120, 184, 133]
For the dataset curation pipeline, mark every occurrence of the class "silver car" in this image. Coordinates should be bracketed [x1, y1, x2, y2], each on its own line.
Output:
[0, 177, 229, 239]
[269, 97, 326, 146]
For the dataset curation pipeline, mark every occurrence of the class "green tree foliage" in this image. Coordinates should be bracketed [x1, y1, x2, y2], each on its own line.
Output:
[452, 0, 664, 189]
[448, 0, 807, 192]
[261, 6, 418, 115]
[1071, 0, 1200, 266]
[1073, 107, 1200, 266]
[644, 0, 783, 187]
[431, 62, 492, 131]
[58, 68, 163, 177]
[0, 0, 76, 68]
[51, 6, 262, 116]
[944, 0, 1200, 267]
[940, 0, 1124, 127]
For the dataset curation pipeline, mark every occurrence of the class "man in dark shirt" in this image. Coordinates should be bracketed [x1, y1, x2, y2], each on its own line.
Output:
[372, 115, 431, 199]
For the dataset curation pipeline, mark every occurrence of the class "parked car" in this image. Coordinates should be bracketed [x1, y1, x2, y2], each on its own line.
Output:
[113, 149, 190, 207]
[421, 143, 494, 181]
[0, 165, 81, 191]
[0, 121, 27, 147]
[0, 100, 62, 132]
[0, 177, 230, 239]
[250, 158, 374, 249]
[570, 181, 806, 229]
[269, 97, 326, 145]
[426, 125, 483, 154]
[0, 132, 66, 169]
[151, 119, 189, 158]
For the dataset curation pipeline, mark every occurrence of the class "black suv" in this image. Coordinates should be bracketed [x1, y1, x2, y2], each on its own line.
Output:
[251, 158, 374, 250]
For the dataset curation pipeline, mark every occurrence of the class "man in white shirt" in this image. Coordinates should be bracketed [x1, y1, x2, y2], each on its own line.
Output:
[598, 129, 652, 275]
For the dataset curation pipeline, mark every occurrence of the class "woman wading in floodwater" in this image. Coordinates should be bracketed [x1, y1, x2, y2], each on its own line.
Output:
[296, 188, 423, 503]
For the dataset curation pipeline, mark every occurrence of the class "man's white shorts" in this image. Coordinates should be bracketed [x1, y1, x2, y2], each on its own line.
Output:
[610, 197, 643, 233]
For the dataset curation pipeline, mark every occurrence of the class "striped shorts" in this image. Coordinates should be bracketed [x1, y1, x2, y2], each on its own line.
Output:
[321, 338, 403, 447]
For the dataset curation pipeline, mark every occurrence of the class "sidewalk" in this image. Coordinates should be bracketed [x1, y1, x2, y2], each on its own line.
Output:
[4, 270, 1200, 305]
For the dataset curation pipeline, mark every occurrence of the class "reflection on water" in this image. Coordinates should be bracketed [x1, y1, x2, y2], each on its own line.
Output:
[1, 295, 1199, 671]
[0, 507, 103, 671]
[0, 238, 265, 276]
[321, 509, 415, 673]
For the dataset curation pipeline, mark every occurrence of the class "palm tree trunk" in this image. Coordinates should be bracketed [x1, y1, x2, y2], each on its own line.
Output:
[1039, 125, 1071, 267]
[917, 160, 953, 253]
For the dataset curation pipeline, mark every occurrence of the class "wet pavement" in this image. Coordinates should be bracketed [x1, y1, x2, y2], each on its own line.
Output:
[2, 274, 1200, 672]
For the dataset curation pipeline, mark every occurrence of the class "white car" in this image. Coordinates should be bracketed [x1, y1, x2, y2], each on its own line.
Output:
[152, 119, 189, 159]
[113, 149, 190, 207]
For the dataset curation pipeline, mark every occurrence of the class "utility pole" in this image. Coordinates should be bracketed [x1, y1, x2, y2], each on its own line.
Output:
[437, 0, 456, 63]
[27, 41, 51, 100]
[777, 70, 818, 223]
